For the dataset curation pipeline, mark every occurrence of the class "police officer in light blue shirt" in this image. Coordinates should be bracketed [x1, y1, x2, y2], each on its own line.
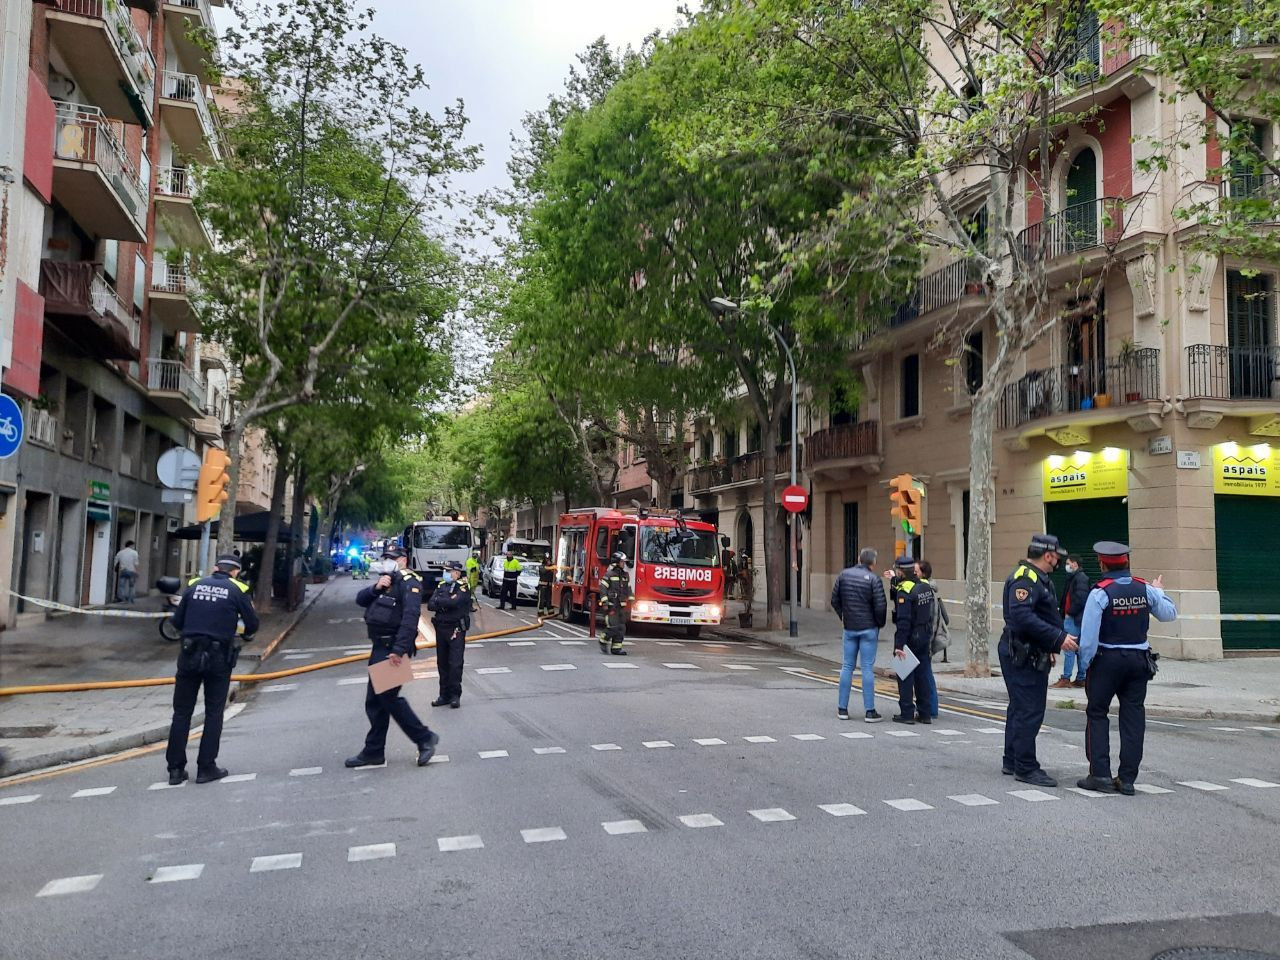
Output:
[1076, 540, 1177, 796]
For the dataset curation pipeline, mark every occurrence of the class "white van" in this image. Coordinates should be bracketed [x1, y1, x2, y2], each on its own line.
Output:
[401, 520, 475, 588]
[501, 537, 553, 564]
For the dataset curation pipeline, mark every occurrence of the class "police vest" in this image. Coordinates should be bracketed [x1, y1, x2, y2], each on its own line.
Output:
[896, 579, 937, 645]
[1096, 572, 1150, 646]
[503, 559, 522, 579]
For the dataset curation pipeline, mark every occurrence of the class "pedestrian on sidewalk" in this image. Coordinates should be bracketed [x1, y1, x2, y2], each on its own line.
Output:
[346, 546, 439, 769]
[1053, 555, 1091, 689]
[998, 534, 1078, 788]
[1076, 541, 1177, 796]
[430, 561, 471, 709]
[830, 547, 886, 722]
[165, 554, 259, 785]
[114, 540, 140, 603]
[890, 556, 937, 725]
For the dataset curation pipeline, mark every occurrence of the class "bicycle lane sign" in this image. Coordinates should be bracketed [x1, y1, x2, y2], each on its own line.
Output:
[0, 394, 25, 459]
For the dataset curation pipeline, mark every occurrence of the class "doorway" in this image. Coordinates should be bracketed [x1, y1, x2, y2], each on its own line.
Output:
[85, 519, 112, 606]
[1064, 148, 1098, 250]
[17, 493, 53, 611]
[1043, 496, 1130, 594]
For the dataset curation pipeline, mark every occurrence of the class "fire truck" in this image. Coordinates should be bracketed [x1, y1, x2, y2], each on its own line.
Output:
[552, 507, 724, 638]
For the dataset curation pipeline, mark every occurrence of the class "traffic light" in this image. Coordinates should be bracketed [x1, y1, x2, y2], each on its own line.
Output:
[889, 473, 924, 537]
[196, 448, 232, 523]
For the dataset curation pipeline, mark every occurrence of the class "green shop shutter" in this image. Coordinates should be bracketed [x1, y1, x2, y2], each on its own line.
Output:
[1043, 497, 1130, 599]
[1214, 494, 1280, 649]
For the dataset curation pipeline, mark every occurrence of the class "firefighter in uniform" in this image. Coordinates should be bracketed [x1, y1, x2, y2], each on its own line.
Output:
[497, 550, 522, 610]
[165, 555, 259, 785]
[536, 560, 556, 617]
[1076, 541, 1177, 795]
[465, 551, 481, 611]
[890, 556, 938, 725]
[346, 546, 439, 768]
[998, 533, 1078, 788]
[429, 560, 471, 709]
[599, 552, 632, 655]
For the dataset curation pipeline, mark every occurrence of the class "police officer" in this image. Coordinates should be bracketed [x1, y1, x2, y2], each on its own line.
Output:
[429, 560, 471, 709]
[1076, 541, 1177, 795]
[998, 533, 1078, 787]
[536, 559, 556, 617]
[599, 552, 632, 655]
[465, 551, 481, 611]
[165, 555, 259, 785]
[497, 550, 521, 610]
[346, 546, 439, 768]
[890, 556, 938, 725]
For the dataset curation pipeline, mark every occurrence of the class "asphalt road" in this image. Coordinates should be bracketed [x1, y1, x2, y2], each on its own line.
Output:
[2, 578, 1278, 960]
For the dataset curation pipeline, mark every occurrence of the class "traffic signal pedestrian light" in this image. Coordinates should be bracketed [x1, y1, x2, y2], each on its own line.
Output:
[196, 448, 232, 523]
[889, 473, 924, 537]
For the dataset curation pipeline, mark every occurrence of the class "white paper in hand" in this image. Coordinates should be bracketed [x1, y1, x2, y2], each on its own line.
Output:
[892, 645, 920, 681]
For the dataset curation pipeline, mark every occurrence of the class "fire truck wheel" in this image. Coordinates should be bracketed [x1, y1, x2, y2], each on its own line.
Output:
[559, 592, 576, 623]
[685, 626, 701, 639]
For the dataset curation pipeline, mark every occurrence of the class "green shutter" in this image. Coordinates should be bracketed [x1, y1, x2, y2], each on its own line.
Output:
[1215, 495, 1280, 649]
[1043, 497, 1130, 596]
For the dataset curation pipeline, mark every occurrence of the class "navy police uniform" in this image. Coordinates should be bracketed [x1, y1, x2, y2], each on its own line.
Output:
[599, 555, 631, 655]
[428, 561, 471, 708]
[998, 534, 1072, 784]
[166, 557, 259, 784]
[892, 562, 938, 724]
[348, 548, 437, 767]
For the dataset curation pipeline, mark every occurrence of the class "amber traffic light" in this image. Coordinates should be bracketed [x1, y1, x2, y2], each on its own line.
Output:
[196, 448, 232, 523]
[889, 473, 924, 537]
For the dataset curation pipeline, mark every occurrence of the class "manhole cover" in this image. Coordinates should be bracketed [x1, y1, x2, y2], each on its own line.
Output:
[1153, 950, 1280, 960]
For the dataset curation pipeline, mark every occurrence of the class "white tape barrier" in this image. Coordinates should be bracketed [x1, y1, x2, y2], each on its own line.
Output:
[6, 592, 170, 619]
[938, 597, 1280, 622]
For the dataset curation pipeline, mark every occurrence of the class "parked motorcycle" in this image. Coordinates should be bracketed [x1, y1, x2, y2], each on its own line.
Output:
[156, 576, 183, 641]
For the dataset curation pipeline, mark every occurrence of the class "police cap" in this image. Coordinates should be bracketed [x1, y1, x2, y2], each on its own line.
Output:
[444, 560, 465, 571]
[894, 555, 915, 569]
[1093, 540, 1130, 563]
[213, 554, 242, 571]
[1029, 534, 1069, 557]
[381, 546, 408, 559]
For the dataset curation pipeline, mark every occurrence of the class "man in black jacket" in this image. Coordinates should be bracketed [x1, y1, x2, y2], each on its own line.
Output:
[346, 547, 438, 769]
[830, 547, 887, 722]
[1054, 555, 1091, 688]
[429, 560, 471, 709]
[891, 559, 938, 725]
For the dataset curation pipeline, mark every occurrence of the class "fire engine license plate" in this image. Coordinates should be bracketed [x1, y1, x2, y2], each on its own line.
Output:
[669, 616, 693, 624]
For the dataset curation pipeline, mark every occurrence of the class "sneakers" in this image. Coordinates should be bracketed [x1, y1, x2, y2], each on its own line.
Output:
[837, 708, 851, 720]
[167, 768, 188, 787]
[864, 710, 883, 723]
[1076, 775, 1118, 793]
[195, 765, 228, 784]
[891, 714, 915, 725]
[344, 754, 385, 768]
[1051, 677, 1073, 689]
[417, 732, 441, 767]
[1014, 769, 1058, 788]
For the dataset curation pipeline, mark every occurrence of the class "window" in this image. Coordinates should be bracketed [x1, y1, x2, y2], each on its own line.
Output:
[964, 332, 984, 394]
[1229, 121, 1268, 200]
[722, 428, 739, 459]
[103, 239, 119, 284]
[411, 524, 472, 549]
[699, 432, 713, 460]
[133, 253, 146, 310]
[842, 502, 858, 569]
[830, 384, 858, 427]
[1226, 271, 1275, 398]
[747, 421, 762, 453]
[595, 527, 610, 561]
[900, 354, 921, 418]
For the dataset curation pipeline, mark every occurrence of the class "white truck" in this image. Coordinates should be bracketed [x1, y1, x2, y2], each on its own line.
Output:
[401, 519, 475, 589]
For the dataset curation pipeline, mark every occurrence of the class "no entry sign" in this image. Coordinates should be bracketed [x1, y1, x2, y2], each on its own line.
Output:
[781, 484, 809, 513]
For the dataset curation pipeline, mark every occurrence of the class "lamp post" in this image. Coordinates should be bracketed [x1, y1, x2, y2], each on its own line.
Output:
[709, 297, 800, 638]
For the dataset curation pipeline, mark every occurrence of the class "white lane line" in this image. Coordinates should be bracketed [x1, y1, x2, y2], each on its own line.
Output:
[249, 853, 302, 873]
[1008, 789, 1059, 802]
[1231, 778, 1279, 788]
[1247, 726, 1276, 732]
[1177, 780, 1229, 792]
[540, 663, 577, 671]
[693, 738, 727, 746]
[0, 794, 40, 805]
[438, 835, 483, 852]
[933, 729, 965, 736]
[1133, 783, 1174, 794]
[724, 664, 758, 671]
[663, 663, 700, 669]
[791, 734, 825, 741]
[603, 662, 639, 669]
[591, 743, 622, 751]
[1066, 786, 1115, 798]
[221, 773, 257, 784]
[884, 730, 919, 738]
[289, 767, 323, 777]
[348, 843, 396, 862]
[558, 640, 588, 646]
[507, 641, 536, 647]
[282, 653, 313, 661]
[428, 755, 449, 764]
[643, 740, 674, 749]
[262, 683, 299, 692]
[1148, 719, 1185, 727]
[818, 803, 867, 817]
[749, 808, 796, 822]
[655, 641, 684, 646]
[475, 667, 511, 675]
[149, 864, 204, 884]
[949, 794, 1000, 807]
[883, 798, 933, 811]
[840, 731, 874, 740]
[478, 750, 509, 759]
[679, 813, 723, 828]
[37, 875, 103, 897]
[521, 827, 567, 844]
[336, 677, 366, 686]
[148, 781, 185, 791]
[744, 736, 777, 743]
[533, 747, 566, 755]
[602, 819, 647, 835]
[71, 787, 116, 798]
[974, 728, 1005, 734]
[1211, 727, 1244, 732]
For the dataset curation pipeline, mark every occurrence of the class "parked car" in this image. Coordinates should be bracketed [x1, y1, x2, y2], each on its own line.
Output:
[482, 556, 541, 603]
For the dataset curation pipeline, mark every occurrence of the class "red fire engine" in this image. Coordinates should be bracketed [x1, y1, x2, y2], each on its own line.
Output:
[552, 507, 724, 638]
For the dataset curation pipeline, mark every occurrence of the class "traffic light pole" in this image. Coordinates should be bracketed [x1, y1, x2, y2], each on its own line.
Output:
[197, 519, 211, 577]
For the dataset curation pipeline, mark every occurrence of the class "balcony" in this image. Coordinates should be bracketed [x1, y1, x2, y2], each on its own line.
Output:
[149, 256, 200, 332]
[805, 421, 882, 479]
[192, 384, 227, 442]
[1220, 172, 1280, 224]
[997, 348, 1162, 447]
[39, 259, 140, 361]
[51, 102, 146, 242]
[29, 409, 60, 448]
[145, 358, 207, 420]
[699, 447, 798, 492]
[154, 165, 212, 246]
[1052, 31, 1156, 108]
[160, 70, 222, 163]
[163, 0, 220, 82]
[1019, 198, 1126, 266]
[1184, 344, 1280, 436]
[45, 0, 156, 127]
[891, 258, 988, 327]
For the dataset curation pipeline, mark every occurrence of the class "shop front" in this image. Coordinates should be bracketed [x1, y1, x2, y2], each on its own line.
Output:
[1211, 442, 1280, 650]
[1040, 448, 1131, 587]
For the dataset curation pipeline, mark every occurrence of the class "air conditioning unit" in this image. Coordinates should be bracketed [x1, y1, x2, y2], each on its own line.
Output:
[167, 516, 180, 532]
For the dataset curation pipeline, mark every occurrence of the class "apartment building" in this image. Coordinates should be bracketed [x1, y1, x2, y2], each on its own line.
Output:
[0, 0, 225, 626]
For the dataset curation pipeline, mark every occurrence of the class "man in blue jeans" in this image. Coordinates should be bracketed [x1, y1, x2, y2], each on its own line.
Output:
[830, 547, 887, 722]
[1053, 555, 1092, 689]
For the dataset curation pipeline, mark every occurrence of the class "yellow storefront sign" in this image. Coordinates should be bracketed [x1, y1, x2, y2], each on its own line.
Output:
[1042, 449, 1130, 502]
[1213, 442, 1280, 497]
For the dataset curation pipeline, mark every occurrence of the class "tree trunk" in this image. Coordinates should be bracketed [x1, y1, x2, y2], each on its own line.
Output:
[255, 454, 290, 610]
[759, 424, 784, 631]
[215, 421, 245, 556]
[285, 465, 307, 598]
[963, 387, 998, 678]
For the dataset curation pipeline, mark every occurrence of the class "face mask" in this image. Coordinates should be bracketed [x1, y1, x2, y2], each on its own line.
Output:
[370, 559, 398, 575]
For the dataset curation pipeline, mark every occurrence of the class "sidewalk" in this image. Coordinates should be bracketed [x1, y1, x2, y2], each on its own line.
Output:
[0, 580, 330, 777]
[708, 600, 1280, 723]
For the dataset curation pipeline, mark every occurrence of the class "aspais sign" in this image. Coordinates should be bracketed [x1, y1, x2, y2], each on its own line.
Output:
[1041, 448, 1130, 502]
[1213, 442, 1280, 497]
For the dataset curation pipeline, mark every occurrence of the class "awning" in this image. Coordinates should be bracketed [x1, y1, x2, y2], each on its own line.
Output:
[171, 510, 298, 543]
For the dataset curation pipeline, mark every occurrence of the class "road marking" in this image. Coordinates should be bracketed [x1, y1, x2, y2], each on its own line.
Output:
[1133, 784, 1174, 794]
[791, 734, 825, 741]
[1066, 787, 1113, 798]
[37, 875, 102, 897]
[693, 738, 726, 746]
[884, 730, 919, 738]
[428, 755, 449, 764]
[1230, 778, 1279, 788]
[148, 780, 185, 790]
[602, 819, 648, 835]
[475, 667, 511, 675]
[1177, 780, 1229, 792]
[261, 683, 299, 692]
[603, 662, 639, 669]
[591, 743, 622, 751]
[289, 767, 322, 777]
[1148, 719, 1185, 727]
[540, 663, 577, 671]
[507, 641, 535, 647]
[974, 728, 1004, 734]
[0, 794, 40, 805]
[679, 813, 723, 828]
[655, 641, 684, 646]
[1211, 727, 1244, 732]
[521, 827, 567, 844]
[559, 640, 587, 645]
[282, 653, 313, 660]
[818, 803, 867, 817]
[71, 787, 116, 798]
[883, 798, 932, 811]
[663, 662, 700, 669]
[221, 773, 257, 784]
[933, 729, 965, 736]
[949, 794, 1000, 807]
[336, 677, 365, 686]
[724, 664, 758, 670]
[149, 864, 204, 884]
[348, 843, 396, 862]
[1008, 790, 1058, 802]
[643, 740, 674, 749]
[749, 808, 796, 822]
[838, 731, 873, 740]
[478, 750, 509, 759]
[533, 747, 566, 755]
[744, 736, 777, 743]
[249, 853, 302, 873]
[438, 835, 483, 852]
[1247, 726, 1276, 732]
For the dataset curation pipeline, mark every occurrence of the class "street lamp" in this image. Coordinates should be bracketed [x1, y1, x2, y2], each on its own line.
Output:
[708, 297, 800, 638]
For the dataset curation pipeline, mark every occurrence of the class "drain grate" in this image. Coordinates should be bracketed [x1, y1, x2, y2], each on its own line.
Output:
[1154, 950, 1280, 960]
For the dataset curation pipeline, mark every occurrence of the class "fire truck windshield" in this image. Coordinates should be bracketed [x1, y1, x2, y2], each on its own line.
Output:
[640, 527, 719, 567]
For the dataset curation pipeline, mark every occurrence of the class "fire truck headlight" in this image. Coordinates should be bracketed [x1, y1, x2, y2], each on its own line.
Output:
[634, 601, 656, 614]
[707, 605, 722, 620]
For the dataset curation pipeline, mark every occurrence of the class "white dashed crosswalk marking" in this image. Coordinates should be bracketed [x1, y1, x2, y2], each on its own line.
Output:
[1230, 778, 1279, 788]
[478, 750, 509, 759]
[148, 781, 185, 791]
[591, 743, 622, 751]
[602, 662, 639, 668]
[949, 794, 1000, 807]
[1177, 780, 1229, 792]
[533, 747, 566, 755]
[71, 787, 116, 799]
[521, 827, 567, 844]
[679, 813, 723, 828]
[643, 740, 674, 748]
[507, 641, 536, 647]
[791, 734, 825, 741]
[289, 767, 323, 777]
[744, 736, 777, 743]
[749, 808, 796, 822]
[840, 731, 873, 740]
[221, 774, 257, 784]
[724, 664, 757, 671]
[438, 835, 483, 852]
[262, 683, 299, 692]
[1246, 726, 1275, 732]
[0, 794, 40, 805]
[475, 667, 511, 675]
[974, 728, 1004, 735]
[336, 677, 365, 686]
[884, 798, 932, 811]
[250, 854, 302, 873]
[428, 755, 449, 764]
[1067, 786, 1113, 798]
[1008, 790, 1058, 802]
[1211, 727, 1244, 732]
[933, 729, 964, 736]
[540, 663, 577, 671]
[693, 738, 727, 746]
[818, 803, 866, 817]
[37, 875, 102, 897]
[663, 663, 700, 669]
[602, 820, 647, 835]
[559, 640, 587, 645]
[1133, 784, 1174, 794]
[348, 843, 396, 862]
[282, 653, 313, 660]
[149, 864, 204, 884]
[885, 730, 919, 738]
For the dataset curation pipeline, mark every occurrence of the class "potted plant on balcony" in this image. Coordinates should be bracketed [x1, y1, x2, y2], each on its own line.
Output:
[737, 557, 757, 628]
[1117, 337, 1143, 403]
